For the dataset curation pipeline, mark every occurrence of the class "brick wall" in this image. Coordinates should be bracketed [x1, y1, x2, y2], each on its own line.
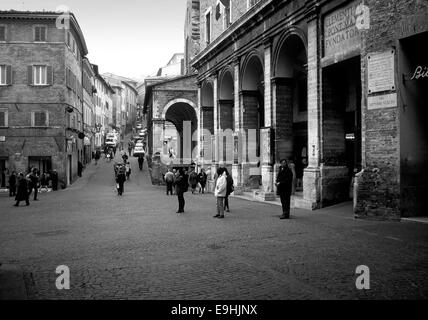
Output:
[273, 78, 293, 161]
[355, 0, 428, 220]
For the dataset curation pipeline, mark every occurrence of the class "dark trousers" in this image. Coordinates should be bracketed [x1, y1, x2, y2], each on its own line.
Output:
[166, 182, 173, 195]
[9, 185, 16, 197]
[118, 182, 124, 195]
[279, 192, 291, 217]
[224, 195, 230, 211]
[177, 192, 185, 212]
[28, 186, 38, 200]
[138, 161, 144, 170]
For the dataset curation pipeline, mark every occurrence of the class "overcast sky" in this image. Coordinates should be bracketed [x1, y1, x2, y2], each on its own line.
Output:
[0, 0, 187, 81]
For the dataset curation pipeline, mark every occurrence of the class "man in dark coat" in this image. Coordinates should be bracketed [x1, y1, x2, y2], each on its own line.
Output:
[9, 171, 17, 197]
[197, 169, 207, 194]
[116, 166, 126, 196]
[275, 159, 293, 219]
[174, 168, 188, 213]
[14, 173, 29, 206]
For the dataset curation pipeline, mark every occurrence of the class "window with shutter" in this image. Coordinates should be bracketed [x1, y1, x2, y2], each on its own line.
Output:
[33, 65, 47, 85]
[0, 110, 7, 127]
[34, 26, 46, 42]
[0, 65, 6, 85]
[33, 111, 48, 127]
[0, 26, 6, 41]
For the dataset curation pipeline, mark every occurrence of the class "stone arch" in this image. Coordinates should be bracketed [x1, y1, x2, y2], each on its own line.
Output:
[241, 51, 264, 91]
[218, 66, 234, 100]
[162, 98, 197, 119]
[273, 27, 308, 78]
[201, 80, 214, 107]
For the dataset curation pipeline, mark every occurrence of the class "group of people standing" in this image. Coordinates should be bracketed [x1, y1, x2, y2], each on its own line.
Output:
[9, 167, 58, 207]
[163, 159, 294, 219]
[114, 151, 133, 196]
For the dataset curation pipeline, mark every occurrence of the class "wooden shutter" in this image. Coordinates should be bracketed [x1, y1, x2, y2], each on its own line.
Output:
[47, 66, 53, 85]
[27, 66, 33, 85]
[35, 27, 40, 41]
[6, 65, 12, 85]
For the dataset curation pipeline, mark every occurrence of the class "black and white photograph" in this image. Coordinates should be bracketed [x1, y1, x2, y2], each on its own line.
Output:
[0, 0, 428, 311]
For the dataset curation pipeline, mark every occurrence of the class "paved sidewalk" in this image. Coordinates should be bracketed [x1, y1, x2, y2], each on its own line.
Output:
[0, 154, 427, 300]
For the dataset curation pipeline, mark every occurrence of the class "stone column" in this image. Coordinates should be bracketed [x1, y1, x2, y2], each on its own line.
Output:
[232, 58, 243, 194]
[152, 118, 166, 184]
[259, 40, 275, 200]
[303, 11, 322, 210]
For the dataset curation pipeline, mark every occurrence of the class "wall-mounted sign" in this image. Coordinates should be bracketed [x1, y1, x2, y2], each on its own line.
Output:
[323, 1, 361, 58]
[367, 50, 395, 93]
[0, 136, 5, 142]
[368, 93, 397, 110]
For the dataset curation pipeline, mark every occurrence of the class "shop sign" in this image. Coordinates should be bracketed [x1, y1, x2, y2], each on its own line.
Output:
[323, 1, 361, 58]
[367, 50, 395, 94]
[367, 93, 397, 110]
[0, 136, 5, 142]
[411, 66, 428, 80]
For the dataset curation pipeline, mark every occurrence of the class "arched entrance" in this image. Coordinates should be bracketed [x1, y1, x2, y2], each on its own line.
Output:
[218, 68, 234, 166]
[200, 81, 214, 165]
[163, 100, 198, 164]
[274, 34, 308, 193]
[241, 53, 264, 188]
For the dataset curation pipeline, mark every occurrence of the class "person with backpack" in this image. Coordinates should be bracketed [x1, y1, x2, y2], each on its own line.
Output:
[174, 168, 188, 213]
[224, 168, 234, 212]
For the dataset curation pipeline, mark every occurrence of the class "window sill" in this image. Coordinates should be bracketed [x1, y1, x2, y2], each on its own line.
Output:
[30, 84, 51, 87]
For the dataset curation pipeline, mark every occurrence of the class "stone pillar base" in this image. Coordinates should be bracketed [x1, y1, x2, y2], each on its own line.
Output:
[253, 190, 276, 201]
[261, 165, 274, 193]
[303, 166, 321, 210]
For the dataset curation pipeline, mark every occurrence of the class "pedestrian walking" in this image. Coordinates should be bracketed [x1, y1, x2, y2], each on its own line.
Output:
[224, 168, 234, 212]
[116, 165, 126, 196]
[275, 159, 293, 219]
[9, 171, 17, 197]
[174, 168, 188, 213]
[214, 168, 227, 218]
[188, 168, 198, 194]
[27, 168, 39, 201]
[197, 168, 207, 194]
[78, 160, 83, 177]
[138, 154, 144, 171]
[94, 149, 101, 165]
[164, 169, 175, 196]
[125, 161, 131, 180]
[14, 173, 29, 207]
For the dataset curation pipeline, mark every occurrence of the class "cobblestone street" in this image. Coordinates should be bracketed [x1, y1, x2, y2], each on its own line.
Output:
[1, 154, 428, 300]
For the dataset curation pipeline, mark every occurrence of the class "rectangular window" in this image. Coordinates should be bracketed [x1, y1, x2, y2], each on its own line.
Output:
[67, 32, 71, 47]
[0, 65, 12, 85]
[32, 111, 49, 127]
[34, 26, 47, 42]
[0, 25, 6, 41]
[0, 109, 8, 127]
[224, 0, 231, 27]
[205, 10, 211, 44]
[33, 65, 47, 85]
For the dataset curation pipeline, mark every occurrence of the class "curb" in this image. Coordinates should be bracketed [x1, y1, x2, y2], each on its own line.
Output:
[0, 264, 28, 300]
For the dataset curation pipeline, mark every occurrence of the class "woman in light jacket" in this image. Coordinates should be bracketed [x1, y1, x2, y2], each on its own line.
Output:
[214, 167, 227, 219]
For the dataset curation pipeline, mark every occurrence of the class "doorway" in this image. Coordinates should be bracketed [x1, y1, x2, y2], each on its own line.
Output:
[399, 31, 428, 217]
[322, 56, 362, 199]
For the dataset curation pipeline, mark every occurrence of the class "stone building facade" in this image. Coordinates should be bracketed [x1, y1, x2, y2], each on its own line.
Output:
[0, 11, 89, 187]
[189, 0, 428, 220]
